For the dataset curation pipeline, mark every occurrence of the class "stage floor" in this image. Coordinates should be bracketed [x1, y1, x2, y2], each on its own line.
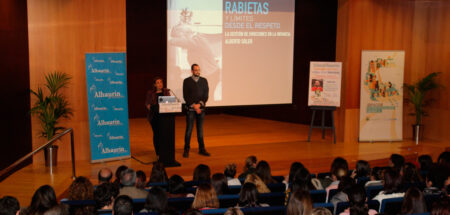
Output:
[0, 114, 448, 205]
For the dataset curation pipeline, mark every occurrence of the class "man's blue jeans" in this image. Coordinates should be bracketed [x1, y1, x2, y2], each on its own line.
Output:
[184, 110, 205, 151]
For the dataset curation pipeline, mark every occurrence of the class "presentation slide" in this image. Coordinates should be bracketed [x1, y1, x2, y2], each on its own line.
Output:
[167, 0, 295, 106]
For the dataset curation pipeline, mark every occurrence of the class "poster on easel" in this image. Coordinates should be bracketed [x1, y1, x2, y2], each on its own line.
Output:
[359, 50, 404, 142]
[308, 61, 342, 107]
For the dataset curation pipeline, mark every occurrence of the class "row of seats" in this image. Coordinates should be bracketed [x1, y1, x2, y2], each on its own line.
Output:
[61, 192, 285, 214]
[61, 192, 440, 215]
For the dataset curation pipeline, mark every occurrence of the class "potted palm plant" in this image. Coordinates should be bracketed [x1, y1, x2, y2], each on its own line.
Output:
[30, 72, 73, 166]
[404, 72, 441, 143]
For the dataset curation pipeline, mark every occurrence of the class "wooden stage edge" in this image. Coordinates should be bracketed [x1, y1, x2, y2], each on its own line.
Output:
[1, 114, 448, 206]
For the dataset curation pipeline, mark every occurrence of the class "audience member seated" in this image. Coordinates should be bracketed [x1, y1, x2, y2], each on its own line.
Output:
[140, 186, 168, 213]
[255, 160, 277, 184]
[326, 166, 348, 200]
[294, 167, 320, 190]
[0, 196, 20, 215]
[424, 164, 448, 196]
[372, 167, 404, 205]
[437, 151, 450, 165]
[113, 165, 128, 187]
[430, 196, 450, 215]
[321, 157, 349, 189]
[97, 167, 113, 184]
[401, 187, 427, 215]
[94, 182, 119, 213]
[68, 176, 95, 215]
[23, 185, 58, 215]
[238, 155, 257, 179]
[224, 207, 244, 215]
[244, 174, 270, 194]
[284, 162, 305, 188]
[119, 168, 148, 199]
[148, 162, 169, 185]
[339, 185, 377, 215]
[283, 162, 312, 194]
[237, 183, 269, 208]
[224, 163, 241, 186]
[286, 190, 312, 215]
[351, 160, 371, 182]
[113, 195, 133, 215]
[365, 166, 384, 187]
[192, 183, 219, 210]
[285, 179, 310, 205]
[330, 176, 355, 210]
[389, 153, 405, 174]
[193, 164, 211, 184]
[418, 154, 433, 173]
[167, 175, 194, 198]
[135, 170, 147, 189]
[211, 173, 229, 195]
[312, 207, 332, 215]
[402, 162, 423, 185]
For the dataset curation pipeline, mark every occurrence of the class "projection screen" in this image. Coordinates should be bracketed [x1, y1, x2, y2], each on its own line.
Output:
[167, 0, 295, 106]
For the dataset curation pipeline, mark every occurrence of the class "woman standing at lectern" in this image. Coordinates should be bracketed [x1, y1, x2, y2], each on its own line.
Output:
[145, 77, 170, 159]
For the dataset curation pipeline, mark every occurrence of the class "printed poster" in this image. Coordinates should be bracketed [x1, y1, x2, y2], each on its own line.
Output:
[359, 50, 404, 141]
[308, 62, 342, 107]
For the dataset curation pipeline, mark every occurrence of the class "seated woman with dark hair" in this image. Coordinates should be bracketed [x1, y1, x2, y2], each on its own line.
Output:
[211, 173, 229, 195]
[424, 164, 448, 196]
[167, 175, 193, 198]
[322, 157, 349, 189]
[238, 155, 257, 179]
[24, 185, 59, 215]
[418, 154, 433, 172]
[372, 167, 405, 205]
[401, 187, 427, 215]
[294, 167, 320, 190]
[148, 162, 168, 185]
[402, 162, 423, 185]
[339, 185, 377, 215]
[135, 170, 147, 189]
[326, 166, 348, 200]
[287, 190, 312, 215]
[192, 183, 219, 210]
[224, 163, 241, 186]
[330, 176, 355, 209]
[351, 160, 371, 180]
[365, 166, 384, 187]
[283, 162, 305, 188]
[193, 164, 211, 183]
[140, 186, 168, 213]
[113, 165, 128, 187]
[255, 160, 277, 184]
[237, 183, 269, 208]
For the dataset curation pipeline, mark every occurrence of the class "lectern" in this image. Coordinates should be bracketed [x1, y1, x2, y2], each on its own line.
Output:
[157, 96, 182, 167]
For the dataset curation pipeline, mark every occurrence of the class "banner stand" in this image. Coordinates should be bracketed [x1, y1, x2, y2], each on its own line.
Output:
[307, 106, 336, 144]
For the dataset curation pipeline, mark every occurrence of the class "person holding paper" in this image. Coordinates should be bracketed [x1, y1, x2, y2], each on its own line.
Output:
[182, 64, 210, 158]
[145, 77, 170, 159]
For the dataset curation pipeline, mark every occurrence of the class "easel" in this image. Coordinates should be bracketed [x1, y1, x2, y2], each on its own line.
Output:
[307, 106, 336, 144]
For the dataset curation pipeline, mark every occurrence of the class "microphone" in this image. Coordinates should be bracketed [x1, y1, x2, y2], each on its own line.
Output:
[168, 89, 181, 102]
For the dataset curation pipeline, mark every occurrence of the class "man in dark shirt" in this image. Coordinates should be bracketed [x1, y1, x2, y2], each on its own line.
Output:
[183, 64, 210, 158]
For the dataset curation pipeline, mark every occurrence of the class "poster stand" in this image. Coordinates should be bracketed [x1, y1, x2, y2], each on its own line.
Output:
[307, 106, 336, 144]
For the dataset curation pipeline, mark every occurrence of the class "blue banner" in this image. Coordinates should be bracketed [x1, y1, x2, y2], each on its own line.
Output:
[85, 53, 131, 162]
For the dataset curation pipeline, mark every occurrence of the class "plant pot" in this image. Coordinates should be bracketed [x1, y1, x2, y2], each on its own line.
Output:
[44, 145, 58, 167]
[412, 124, 424, 142]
